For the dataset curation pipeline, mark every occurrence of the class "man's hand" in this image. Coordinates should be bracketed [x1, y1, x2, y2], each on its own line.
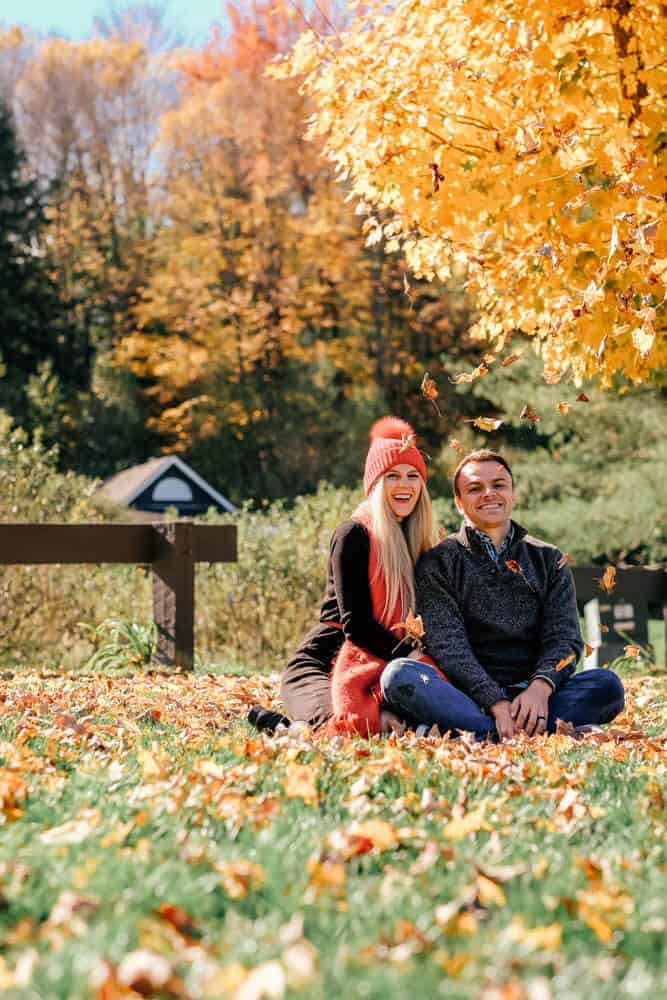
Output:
[510, 679, 551, 736]
[489, 699, 515, 741]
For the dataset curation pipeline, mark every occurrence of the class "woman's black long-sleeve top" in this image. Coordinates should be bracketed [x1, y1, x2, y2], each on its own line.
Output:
[279, 520, 398, 727]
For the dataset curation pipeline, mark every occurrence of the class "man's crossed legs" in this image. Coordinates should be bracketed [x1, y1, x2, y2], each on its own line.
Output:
[380, 659, 625, 738]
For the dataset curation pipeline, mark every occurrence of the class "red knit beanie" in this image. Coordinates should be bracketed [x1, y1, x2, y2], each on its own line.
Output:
[363, 417, 427, 496]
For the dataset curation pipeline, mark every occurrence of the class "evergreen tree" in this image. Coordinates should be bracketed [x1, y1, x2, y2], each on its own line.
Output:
[0, 100, 89, 413]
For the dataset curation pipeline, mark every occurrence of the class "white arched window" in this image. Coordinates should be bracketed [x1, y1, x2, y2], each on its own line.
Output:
[152, 476, 194, 502]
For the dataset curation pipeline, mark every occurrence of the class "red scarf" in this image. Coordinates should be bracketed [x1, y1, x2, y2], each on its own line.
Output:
[327, 508, 445, 736]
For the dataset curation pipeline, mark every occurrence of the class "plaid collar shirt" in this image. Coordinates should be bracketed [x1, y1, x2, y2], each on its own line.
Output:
[467, 522, 515, 564]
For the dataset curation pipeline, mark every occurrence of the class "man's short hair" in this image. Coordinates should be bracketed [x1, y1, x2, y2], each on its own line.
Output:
[453, 449, 514, 496]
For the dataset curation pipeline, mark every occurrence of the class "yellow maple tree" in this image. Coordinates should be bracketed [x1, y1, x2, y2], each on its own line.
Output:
[271, 0, 667, 385]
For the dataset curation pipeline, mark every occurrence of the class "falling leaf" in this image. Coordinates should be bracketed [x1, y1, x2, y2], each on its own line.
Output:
[556, 401, 570, 415]
[505, 560, 521, 574]
[520, 404, 541, 423]
[450, 362, 488, 384]
[598, 566, 617, 594]
[576, 392, 590, 402]
[448, 437, 464, 457]
[501, 354, 520, 367]
[438, 526, 447, 541]
[421, 372, 441, 415]
[585, 643, 594, 657]
[624, 645, 641, 659]
[464, 417, 503, 432]
[429, 162, 444, 193]
[390, 609, 425, 649]
[554, 654, 575, 672]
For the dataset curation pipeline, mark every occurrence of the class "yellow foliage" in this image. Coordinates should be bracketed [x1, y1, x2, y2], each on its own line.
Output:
[274, 0, 667, 384]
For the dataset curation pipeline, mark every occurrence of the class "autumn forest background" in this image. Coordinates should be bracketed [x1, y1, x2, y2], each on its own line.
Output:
[0, 2, 665, 670]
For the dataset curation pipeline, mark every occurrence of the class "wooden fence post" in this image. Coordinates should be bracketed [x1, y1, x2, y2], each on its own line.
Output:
[152, 521, 195, 670]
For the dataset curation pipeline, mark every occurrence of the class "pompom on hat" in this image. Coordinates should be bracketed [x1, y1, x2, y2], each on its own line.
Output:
[363, 416, 427, 495]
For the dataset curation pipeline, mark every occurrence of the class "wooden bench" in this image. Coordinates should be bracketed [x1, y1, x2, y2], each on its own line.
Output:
[571, 566, 666, 666]
[0, 521, 236, 670]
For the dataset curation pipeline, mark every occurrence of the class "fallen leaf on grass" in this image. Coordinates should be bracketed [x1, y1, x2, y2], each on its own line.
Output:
[0, 769, 29, 822]
[444, 805, 488, 841]
[282, 939, 318, 990]
[577, 886, 633, 944]
[476, 873, 506, 907]
[507, 917, 562, 951]
[40, 808, 100, 845]
[116, 949, 173, 993]
[306, 859, 346, 898]
[284, 762, 319, 805]
[215, 860, 266, 899]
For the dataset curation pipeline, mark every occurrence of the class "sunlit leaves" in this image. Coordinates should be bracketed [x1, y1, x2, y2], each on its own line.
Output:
[275, 0, 667, 385]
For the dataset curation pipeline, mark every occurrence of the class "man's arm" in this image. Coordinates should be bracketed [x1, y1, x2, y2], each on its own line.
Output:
[416, 551, 507, 712]
[530, 551, 584, 691]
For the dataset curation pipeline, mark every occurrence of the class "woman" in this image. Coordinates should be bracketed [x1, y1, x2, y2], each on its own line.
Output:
[273, 416, 445, 736]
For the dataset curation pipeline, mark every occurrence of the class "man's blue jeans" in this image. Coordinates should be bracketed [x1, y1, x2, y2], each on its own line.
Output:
[380, 659, 625, 737]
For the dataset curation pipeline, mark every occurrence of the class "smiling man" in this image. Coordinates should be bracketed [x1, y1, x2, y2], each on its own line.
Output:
[380, 450, 625, 740]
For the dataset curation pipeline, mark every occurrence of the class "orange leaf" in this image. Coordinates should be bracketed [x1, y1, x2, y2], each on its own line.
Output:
[390, 609, 425, 646]
[501, 354, 520, 367]
[448, 437, 464, 456]
[520, 404, 541, 423]
[598, 566, 616, 594]
[421, 371, 439, 401]
[450, 362, 488, 384]
[505, 560, 521, 573]
[576, 392, 590, 402]
[464, 416, 503, 432]
[554, 653, 575, 672]
[556, 401, 570, 415]
[624, 644, 641, 659]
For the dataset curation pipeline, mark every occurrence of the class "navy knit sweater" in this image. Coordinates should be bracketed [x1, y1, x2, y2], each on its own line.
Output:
[415, 521, 583, 711]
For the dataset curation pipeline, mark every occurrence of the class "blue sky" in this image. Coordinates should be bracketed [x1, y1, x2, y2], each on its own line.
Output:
[7, 0, 227, 45]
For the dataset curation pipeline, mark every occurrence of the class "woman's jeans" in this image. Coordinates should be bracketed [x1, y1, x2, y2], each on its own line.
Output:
[380, 659, 625, 737]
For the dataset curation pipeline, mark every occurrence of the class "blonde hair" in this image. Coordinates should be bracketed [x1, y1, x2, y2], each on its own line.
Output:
[357, 474, 433, 626]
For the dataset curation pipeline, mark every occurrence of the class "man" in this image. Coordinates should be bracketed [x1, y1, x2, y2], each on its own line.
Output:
[381, 449, 625, 740]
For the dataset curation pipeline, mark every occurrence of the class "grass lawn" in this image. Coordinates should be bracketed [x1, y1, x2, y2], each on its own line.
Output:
[0, 663, 666, 999]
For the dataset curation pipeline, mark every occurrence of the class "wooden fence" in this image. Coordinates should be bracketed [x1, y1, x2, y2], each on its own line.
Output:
[0, 522, 236, 670]
[0, 523, 664, 667]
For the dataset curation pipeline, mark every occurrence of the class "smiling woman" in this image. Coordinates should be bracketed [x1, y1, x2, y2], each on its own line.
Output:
[254, 417, 449, 737]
